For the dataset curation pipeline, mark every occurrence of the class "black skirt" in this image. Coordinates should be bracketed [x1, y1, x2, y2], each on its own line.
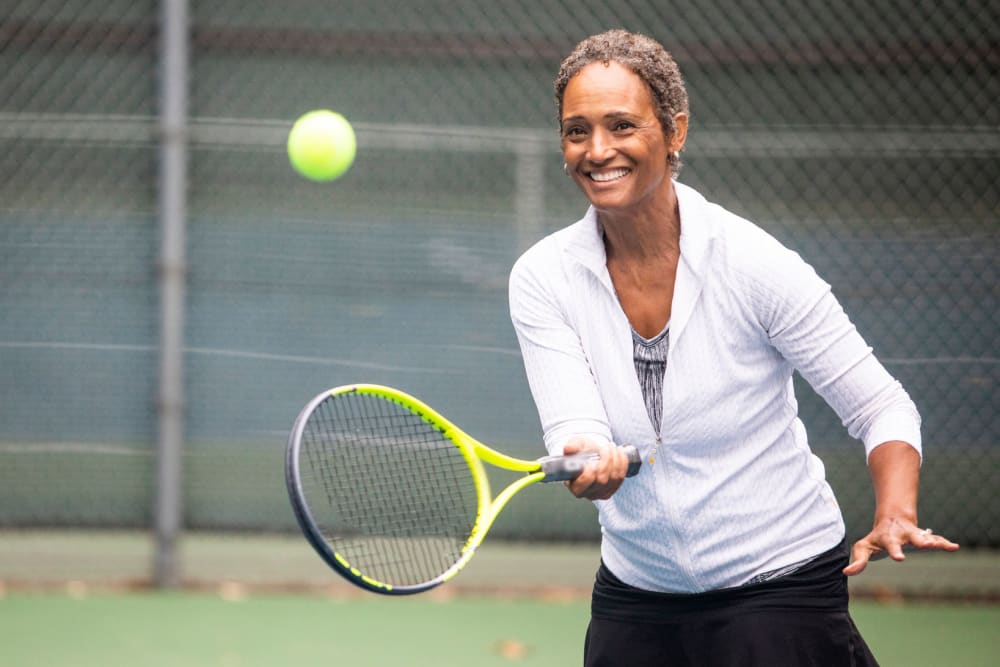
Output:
[584, 540, 879, 667]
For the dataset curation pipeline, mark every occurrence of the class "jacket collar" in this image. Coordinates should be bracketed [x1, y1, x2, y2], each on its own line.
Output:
[562, 181, 717, 345]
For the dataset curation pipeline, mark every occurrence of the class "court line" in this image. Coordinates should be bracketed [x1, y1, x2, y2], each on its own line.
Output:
[1, 342, 994, 366]
[3, 112, 998, 157]
[882, 357, 999, 365]
[0, 442, 150, 455]
[0, 341, 446, 373]
[185, 346, 446, 373]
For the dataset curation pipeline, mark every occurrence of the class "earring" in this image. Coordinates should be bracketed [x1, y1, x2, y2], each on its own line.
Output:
[563, 162, 569, 175]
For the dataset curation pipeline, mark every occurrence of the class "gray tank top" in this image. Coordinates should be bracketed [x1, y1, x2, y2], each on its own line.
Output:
[632, 324, 669, 432]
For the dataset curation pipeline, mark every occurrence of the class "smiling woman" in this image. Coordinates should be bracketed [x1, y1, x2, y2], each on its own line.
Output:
[507, 28, 959, 667]
[559, 60, 685, 229]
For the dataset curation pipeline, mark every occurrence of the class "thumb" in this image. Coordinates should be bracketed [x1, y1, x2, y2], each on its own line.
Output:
[843, 542, 872, 576]
[561, 437, 590, 456]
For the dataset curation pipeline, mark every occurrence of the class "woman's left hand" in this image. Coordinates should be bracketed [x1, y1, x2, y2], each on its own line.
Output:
[843, 517, 960, 576]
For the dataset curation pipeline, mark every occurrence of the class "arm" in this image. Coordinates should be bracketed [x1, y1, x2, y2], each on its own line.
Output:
[509, 248, 630, 499]
[843, 440, 959, 575]
[775, 290, 962, 572]
[740, 236, 959, 570]
[509, 247, 612, 455]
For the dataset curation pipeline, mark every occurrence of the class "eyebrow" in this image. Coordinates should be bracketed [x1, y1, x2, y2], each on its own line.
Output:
[561, 111, 637, 124]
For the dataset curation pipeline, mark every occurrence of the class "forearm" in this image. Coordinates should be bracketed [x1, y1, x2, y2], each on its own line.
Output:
[844, 438, 957, 575]
[867, 440, 921, 525]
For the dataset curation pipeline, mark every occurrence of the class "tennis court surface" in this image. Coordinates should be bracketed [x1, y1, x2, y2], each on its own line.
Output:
[2, 531, 998, 665]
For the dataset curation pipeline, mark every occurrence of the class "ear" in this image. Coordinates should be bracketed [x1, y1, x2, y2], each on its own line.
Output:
[668, 113, 689, 153]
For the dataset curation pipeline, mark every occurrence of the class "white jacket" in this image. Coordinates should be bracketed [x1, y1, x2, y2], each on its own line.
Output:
[509, 181, 921, 593]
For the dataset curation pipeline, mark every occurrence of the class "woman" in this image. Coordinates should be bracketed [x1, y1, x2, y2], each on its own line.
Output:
[508, 30, 958, 666]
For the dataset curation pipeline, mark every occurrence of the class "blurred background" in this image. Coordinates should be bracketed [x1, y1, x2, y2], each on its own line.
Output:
[0, 0, 997, 602]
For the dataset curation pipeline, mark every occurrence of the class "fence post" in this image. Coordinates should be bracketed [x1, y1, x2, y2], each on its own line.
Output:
[514, 137, 546, 254]
[154, 0, 189, 589]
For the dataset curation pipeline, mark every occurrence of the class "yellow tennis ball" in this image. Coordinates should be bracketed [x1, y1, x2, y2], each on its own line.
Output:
[287, 110, 357, 182]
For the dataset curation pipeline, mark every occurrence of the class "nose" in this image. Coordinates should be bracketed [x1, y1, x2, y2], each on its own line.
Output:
[587, 128, 615, 163]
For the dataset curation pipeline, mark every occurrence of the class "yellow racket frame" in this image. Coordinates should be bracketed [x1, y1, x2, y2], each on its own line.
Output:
[286, 383, 551, 595]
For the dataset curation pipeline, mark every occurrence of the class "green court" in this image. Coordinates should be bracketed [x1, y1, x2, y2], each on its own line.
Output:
[2, 533, 998, 666]
[2, 592, 997, 666]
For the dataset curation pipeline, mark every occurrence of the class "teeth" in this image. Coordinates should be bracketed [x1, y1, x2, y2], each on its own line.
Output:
[590, 168, 630, 182]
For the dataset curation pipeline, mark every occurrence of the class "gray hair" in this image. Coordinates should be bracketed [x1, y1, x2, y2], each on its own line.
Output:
[555, 30, 690, 176]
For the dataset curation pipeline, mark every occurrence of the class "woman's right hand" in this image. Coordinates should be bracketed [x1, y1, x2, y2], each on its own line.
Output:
[562, 437, 631, 500]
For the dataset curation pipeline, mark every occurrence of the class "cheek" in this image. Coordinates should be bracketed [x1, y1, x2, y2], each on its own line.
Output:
[642, 141, 672, 168]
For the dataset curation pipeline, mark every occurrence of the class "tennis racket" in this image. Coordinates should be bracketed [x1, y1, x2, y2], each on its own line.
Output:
[285, 383, 641, 595]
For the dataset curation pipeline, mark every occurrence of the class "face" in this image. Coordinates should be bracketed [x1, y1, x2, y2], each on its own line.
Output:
[560, 61, 686, 214]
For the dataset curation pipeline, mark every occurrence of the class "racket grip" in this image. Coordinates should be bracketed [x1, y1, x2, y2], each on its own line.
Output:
[538, 445, 642, 482]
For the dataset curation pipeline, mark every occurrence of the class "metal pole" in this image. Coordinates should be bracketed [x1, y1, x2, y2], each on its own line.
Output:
[514, 139, 546, 254]
[154, 0, 189, 589]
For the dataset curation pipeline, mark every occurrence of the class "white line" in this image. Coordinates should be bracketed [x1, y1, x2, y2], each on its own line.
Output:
[422, 343, 522, 357]
[185, 346, 447, 373]
[0, 442, 150, 455]
[2, 341, 993, 366]
[0, 341, 153, 352]
[883, 357, 999, 365]
[0, 341, 446, 372]
[2, 112, 997, 156]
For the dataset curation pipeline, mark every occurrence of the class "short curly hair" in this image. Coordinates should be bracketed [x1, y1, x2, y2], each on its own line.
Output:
[554, 30, 690, 176]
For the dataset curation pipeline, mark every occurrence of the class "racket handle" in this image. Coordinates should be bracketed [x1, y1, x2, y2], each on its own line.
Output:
[538, 445, 642, 482]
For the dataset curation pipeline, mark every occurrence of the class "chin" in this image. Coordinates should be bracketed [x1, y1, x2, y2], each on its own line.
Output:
[585, 192, 634, 212]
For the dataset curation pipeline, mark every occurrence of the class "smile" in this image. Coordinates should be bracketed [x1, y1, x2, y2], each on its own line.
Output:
[588, 168, 631, 183]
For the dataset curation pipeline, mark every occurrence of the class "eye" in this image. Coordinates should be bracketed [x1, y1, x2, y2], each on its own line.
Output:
[562, 125, 587, 140]
[613, 120, 635, 132]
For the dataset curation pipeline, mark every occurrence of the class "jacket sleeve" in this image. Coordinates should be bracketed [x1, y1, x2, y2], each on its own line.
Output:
[740, 233, 922, 461]
[508, 244, 613, 455]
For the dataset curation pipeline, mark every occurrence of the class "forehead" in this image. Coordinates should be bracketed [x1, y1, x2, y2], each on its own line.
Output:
[561, 61, 655, 118]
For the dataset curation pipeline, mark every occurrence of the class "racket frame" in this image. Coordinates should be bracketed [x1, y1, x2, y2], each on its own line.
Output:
[285, 384, 548, 595]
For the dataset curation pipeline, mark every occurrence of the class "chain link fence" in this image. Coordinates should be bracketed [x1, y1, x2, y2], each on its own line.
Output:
[1, 1, 997, 585]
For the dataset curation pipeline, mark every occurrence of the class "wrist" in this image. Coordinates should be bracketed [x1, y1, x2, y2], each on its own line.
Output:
[873, 508, 918, 526]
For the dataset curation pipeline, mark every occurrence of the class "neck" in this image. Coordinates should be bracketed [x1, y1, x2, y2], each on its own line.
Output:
[598, 182, 681, 261]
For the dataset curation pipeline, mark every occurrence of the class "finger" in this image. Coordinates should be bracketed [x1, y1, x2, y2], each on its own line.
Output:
[600, 444, 630, 473]
[911, 527, 935, 547]
[911, 528, 961, 552]
[565, 462, 598, 498]
[842, 559, 866, 576]
[885, 538, 907, 562]
[577, 469, 613, 500]
[570, 465, 620, 500]
[843, 541, 874, 576]
[565, 478, 591, 499]
[591, 445, 614, 484]
[562, 442, 629, 500]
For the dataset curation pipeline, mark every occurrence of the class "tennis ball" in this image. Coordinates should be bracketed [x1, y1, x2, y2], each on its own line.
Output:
[287, 110, 357, 182]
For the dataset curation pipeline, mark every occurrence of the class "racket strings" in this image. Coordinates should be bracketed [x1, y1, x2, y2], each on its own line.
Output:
[298, 391, 479, 587]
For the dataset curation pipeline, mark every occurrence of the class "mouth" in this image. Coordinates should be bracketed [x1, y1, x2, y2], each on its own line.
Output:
[588, 167, 631, 183]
